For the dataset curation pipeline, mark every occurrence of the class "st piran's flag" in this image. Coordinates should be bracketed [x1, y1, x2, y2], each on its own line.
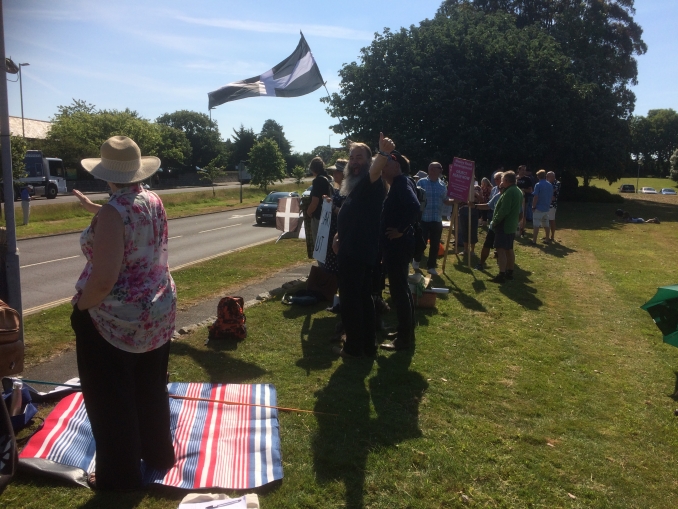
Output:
[208, 33, 324, 109]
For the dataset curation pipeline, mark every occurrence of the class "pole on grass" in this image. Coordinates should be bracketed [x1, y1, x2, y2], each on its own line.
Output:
[441, 202, 458, 274]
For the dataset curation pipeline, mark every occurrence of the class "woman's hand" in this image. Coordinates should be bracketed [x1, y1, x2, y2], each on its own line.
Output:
[72, 190, 102, 214]
[332, 233, 340, 254]
[385, 227, 403, 240]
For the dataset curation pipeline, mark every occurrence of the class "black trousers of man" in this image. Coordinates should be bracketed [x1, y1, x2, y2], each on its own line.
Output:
[71, 306, 175, 490]
[384, 243, 415, 345]
[338, 255, 377, 357]
[418, 220, 443, 269]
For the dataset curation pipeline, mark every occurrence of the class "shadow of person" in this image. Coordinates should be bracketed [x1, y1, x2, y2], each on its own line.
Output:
[670, 371, 678, 401]
[312, 359, 374, 509]
[170, 341, 267, 384]
[443, 275, 487, 312]
[497, 267, 543, 310]
[369, 352, 428, 447]
[295, 315, 338, 375]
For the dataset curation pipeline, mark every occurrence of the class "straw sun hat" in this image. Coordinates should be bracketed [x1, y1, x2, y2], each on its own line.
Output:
[81, 136, 161, 184]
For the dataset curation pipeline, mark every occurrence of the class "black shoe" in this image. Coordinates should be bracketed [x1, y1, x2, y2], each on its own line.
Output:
[332, 346, 361, 359]
[506, 271, 514, 280]
[474, 263, 485, 271]
[491, 273, 506, 284]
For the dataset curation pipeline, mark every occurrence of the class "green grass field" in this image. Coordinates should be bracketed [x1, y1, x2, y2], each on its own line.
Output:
[586, 176, 677, 194]
[5, 193, 678, 508]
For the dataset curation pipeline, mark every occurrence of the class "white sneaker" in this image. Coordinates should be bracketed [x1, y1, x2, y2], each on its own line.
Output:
[412, 260, 420, 270]
[428, 268, 438, 275]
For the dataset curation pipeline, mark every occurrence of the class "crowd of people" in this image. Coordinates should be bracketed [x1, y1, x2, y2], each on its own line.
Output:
[306, 133, 563, 359]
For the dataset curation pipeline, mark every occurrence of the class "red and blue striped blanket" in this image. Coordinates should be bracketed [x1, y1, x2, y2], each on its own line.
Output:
[19, 383, 283, 489]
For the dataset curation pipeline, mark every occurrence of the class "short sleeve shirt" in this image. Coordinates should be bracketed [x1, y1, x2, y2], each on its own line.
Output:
[337, 174, 386, 264]
[73, 185, 177, 353]
[533, 180, 553, 212]
[417, 177, 447, 222]
[310, 175, 331, 219]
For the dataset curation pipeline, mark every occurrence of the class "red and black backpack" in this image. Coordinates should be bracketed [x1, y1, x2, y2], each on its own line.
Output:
[208, 296, 247, 341]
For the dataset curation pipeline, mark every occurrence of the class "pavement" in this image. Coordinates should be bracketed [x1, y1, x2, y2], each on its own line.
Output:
[22, 262, 314, 392]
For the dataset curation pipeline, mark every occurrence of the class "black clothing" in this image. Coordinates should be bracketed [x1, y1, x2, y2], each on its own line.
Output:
[384, 246, 415, 345]
[338, 255, 377, 357]
[310, 174, 331, 220]
[381, 174, 420, 254]
[72, 306, 174, 490]
[517, 175, 534, 194]
[418, 221, 444, 269]
[337, 174, 385, 265]
[324, 189, 345, 275]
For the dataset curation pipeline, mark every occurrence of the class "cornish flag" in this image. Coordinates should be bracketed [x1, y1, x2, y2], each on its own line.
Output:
[275, 197, 302, 242]
[208, 33, 324, 109]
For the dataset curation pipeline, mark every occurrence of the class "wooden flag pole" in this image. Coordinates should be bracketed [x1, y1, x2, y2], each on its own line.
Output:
[169, 394, 338, 417]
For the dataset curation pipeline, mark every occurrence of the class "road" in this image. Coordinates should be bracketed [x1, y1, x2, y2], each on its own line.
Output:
[19, 206, 282, 314]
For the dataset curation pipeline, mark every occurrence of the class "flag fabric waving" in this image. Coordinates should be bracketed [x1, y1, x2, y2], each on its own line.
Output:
[275, 197, 302, 242]
[208, 33, 324, 109]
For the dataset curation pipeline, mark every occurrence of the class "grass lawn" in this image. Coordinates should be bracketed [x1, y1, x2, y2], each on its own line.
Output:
[12, 183, 305, 239]
[6, 194, 678, 508]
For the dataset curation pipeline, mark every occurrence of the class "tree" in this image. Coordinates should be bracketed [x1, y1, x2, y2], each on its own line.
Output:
[156, 110, 222, 170]
[247, 138, 287, 192]
[328, 150, 349, 166]
[631, 109, 678, 177]
[310, 146, 334, 165]
[229, 125, 258, 170]
[259, 119, 292, 156]
[156, 124, 192, 171]
[671, 149, 678, 183]
[291, 165, 306, 185]
[198, 159, 227, 196]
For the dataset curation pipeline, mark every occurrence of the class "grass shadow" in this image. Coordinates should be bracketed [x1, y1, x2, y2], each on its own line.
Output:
[443, 273, 487, 313]
[497, 266, 543, 310]
[295, 315, 339, 375]
[171, 341, 267, 383]
[559, 198, 678, 232]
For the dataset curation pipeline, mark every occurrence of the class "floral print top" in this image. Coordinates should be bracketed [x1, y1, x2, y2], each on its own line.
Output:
[73, 184, 176, 353]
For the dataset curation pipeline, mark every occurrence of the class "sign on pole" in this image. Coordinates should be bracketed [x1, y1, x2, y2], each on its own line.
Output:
[312, 200, 333, 264]
[447, 157, 475, 201]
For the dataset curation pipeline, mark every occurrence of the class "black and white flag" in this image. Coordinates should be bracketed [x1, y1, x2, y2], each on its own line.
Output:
[208, 33, 324, 109]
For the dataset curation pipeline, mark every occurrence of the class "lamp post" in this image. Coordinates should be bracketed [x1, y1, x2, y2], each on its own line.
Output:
[328, 133, 332, 148]
[18, 62, 29, 137]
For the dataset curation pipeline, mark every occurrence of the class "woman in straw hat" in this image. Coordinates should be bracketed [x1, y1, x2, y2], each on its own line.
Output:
[71, 136, 176, 490]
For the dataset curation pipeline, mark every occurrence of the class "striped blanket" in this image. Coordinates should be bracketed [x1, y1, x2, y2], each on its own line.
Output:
[19, 383, 283, 489]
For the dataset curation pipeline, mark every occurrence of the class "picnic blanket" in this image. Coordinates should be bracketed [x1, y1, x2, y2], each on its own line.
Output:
[19, 383, 283, 489]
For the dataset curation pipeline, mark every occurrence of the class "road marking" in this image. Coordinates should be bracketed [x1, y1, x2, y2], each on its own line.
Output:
[24, 238, 277, 315]
[230, 213, 255, 219]
[21, 255, 80, 269]
[171, 238, 275, 271]
[198, 224, 241, 234]
[24, 297, 74, 316]
[168, 235, 182, 240]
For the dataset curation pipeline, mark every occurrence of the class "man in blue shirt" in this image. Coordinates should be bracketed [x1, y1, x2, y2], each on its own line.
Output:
[531, 169, 554, 244]
[414, 162, 452, 275]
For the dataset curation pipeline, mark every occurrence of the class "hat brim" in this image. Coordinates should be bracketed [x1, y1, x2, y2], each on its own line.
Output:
[81, 156, 161, 184]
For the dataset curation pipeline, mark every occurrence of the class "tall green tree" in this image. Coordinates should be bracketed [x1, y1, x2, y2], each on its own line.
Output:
[0, 134, 28, 182]
[259, 119, 292, 156]
[229, 125, 258, 169]
[156, 110, 221, 170]
[631, 109, 678, 177]
[247, 138, 287, 192]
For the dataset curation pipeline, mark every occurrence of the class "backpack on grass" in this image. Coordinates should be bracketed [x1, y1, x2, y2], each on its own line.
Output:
[208, 296, 247, 342]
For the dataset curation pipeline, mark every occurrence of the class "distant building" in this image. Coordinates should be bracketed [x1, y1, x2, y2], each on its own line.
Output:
[9, 116, 51, 140]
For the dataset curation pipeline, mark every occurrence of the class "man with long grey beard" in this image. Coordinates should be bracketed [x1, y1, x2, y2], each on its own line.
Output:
[331, 136, 391, 358]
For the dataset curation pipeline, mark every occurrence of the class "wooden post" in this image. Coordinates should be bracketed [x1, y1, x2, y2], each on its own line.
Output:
[441, 203, 458, 274]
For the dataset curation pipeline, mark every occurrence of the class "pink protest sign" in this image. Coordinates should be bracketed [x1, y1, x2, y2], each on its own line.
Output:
[447, 157, 475, 201]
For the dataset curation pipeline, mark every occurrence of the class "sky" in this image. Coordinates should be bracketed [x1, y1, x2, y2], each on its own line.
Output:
[4, 0, 677, 155]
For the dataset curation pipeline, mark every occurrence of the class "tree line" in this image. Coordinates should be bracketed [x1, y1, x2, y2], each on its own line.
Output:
[323, 0, 677, 184]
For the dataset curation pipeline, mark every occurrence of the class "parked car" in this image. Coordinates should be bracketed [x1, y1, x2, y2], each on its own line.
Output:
[618, 184, 635, 193]
[640, 187, 658, 194]
[302, 186, 312, 198]
[255, 191, 300, 225]
[661, 188, 677, 195]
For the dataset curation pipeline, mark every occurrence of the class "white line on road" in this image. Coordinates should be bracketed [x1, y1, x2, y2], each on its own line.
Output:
[230, 213, 255, 219]
[198, 224, 241, 234]
[21, 255, 80, 269]
[168, 235, 182, 240]
[23, 238, 277, 316]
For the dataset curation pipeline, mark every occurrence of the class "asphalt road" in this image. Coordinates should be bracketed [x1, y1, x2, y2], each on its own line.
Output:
[19, 206, 282, 314]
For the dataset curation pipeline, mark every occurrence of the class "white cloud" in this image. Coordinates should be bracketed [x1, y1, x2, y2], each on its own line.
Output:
[176, 15, 373, 41]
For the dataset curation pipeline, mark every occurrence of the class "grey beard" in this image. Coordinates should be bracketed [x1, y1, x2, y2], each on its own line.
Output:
[341, 163, 369, 196]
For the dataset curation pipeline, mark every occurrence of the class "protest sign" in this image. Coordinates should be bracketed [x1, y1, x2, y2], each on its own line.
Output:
[447, 158, 475, 201]
[312, 200, 333, 263]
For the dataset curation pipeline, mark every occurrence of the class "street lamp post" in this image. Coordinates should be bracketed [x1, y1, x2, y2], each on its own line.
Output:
[18, 62, 29, 137]
[328, 133, 332, 147]
[637, 160, 642, 193]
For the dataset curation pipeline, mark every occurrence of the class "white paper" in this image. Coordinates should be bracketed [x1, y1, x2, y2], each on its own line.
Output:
[312, 200, 333, 263]
[178, 495, 247, 509]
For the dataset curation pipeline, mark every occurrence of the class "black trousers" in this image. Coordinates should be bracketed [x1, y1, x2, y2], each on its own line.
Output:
[416, 221, 443, 269]
[385, 245, 415, 344]
[71, 306, 175, 490]
[338, 255, 377, 357]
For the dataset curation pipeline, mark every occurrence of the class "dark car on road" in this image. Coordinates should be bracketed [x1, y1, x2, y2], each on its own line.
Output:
[256, 191, 300, 225]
